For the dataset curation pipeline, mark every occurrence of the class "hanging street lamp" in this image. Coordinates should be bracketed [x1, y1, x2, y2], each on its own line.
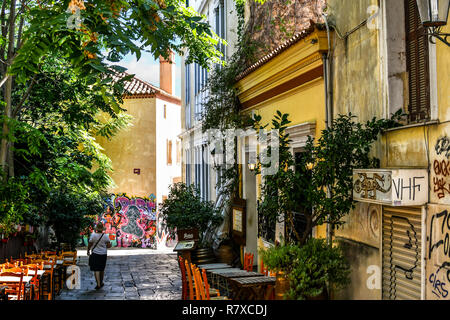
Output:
[416, 0, 450, 46]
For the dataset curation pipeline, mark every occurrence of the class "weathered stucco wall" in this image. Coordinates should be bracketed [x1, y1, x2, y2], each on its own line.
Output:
[437, 23, 450, 122]
[327, 0, 384, 122]
[97, 98, 157, 198]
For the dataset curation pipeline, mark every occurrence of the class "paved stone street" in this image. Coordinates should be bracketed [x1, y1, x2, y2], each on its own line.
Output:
[56, 248, 182, 300]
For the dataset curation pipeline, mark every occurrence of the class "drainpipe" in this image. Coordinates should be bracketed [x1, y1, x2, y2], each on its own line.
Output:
[322, 13, 333, 246]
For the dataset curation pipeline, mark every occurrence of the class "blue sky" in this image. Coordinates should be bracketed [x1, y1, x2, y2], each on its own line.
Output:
[118, 50, 182, 98]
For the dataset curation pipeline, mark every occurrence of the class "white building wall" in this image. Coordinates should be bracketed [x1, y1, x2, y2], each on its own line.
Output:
[155, 97, 182, 206]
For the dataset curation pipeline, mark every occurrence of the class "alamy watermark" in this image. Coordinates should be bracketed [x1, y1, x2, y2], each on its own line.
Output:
[188, 128, 280, 178]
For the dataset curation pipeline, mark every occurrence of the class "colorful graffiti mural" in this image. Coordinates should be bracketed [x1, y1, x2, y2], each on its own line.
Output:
[81, 194, 158, 249]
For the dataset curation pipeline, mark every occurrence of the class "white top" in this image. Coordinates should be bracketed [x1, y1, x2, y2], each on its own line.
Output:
[89, 232, 111, 255]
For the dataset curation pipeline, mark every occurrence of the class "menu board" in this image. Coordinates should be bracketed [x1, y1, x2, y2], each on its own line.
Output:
[233, 209, 243, 232]
[231, 198, 246, 245]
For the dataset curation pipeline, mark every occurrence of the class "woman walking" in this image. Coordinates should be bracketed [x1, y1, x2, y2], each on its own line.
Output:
[87, 222, 111, 289]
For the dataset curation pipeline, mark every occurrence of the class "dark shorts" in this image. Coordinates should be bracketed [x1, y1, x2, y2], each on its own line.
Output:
[89, 253, 107, 271]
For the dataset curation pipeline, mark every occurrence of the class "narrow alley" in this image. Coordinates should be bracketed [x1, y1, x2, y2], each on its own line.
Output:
[56, 249, 182, 300]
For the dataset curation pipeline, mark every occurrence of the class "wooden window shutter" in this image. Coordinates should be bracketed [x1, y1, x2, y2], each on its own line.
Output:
[167, 139, 172, 165]
[405, 0, 431, 122]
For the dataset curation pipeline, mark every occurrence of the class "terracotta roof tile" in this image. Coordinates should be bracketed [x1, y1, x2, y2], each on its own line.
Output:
[235, 23, 320, 82]
[112, 71, 159, 97]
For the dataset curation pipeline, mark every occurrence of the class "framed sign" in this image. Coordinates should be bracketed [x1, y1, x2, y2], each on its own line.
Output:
[231, 198, 246, 245]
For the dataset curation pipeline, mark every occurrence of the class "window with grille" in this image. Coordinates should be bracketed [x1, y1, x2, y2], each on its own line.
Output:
[405, 0, 431, 123]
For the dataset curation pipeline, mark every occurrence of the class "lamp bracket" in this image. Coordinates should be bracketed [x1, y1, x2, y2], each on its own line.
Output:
[426, 26, 450, 46]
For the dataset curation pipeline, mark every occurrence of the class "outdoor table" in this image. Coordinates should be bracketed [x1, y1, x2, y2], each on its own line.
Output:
[228, 276, 276, 300]
[197, 263, 232, 270]
[203, 268, 241, 290]
[210, 270, 264, 297]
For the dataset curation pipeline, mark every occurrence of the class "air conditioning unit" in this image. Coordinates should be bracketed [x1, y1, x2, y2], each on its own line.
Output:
[352, 168, 428, 206]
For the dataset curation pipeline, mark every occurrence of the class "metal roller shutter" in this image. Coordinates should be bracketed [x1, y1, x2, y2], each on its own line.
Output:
[382, 206, 422, 300]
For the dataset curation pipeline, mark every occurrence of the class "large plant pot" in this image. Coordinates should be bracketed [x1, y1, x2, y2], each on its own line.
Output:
[275, 271, 290, 300]
[191, 247, 216, 264]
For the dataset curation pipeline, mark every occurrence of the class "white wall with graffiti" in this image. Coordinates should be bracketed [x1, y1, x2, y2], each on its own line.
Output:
[80, 193, 176, 249]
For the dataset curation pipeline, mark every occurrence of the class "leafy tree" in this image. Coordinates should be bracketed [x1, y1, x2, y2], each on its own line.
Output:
[0, 53, 132, 243]
[1, 0, 224, 179]
[45, 190, 104, 249]
[251, 110, 404, 245]
[159, 182, 223, 247]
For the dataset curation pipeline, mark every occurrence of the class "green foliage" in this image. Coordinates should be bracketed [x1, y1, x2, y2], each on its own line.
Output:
[251, 110, 405, 244]
[8, 0, 224, 86]
[260, 238, 350, 300]
[45, 190, 103, 249]
[159, 182, 223, 247]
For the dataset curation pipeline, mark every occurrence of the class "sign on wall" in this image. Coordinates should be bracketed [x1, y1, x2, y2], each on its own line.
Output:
[231, 198, 246, 245]
[353, 169, 428, 206]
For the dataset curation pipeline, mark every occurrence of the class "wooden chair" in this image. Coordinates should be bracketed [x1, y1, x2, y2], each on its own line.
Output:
[0, 262, 16, 272]
[0, 272, 24, 300]
[25, 263, 44, 300]
[39, 259, 55, 300]
[25, 252, 42, 260]
[61, 251, 77, 266]
[244, 253, 254, 272]
[191, 265, 228, 300]
[178, 256, 188, 300]
[11, 258, 30, 266]
[184, 259, 195, 300]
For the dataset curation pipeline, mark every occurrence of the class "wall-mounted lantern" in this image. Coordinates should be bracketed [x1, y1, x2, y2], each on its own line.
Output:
[416, 0, 450, 46]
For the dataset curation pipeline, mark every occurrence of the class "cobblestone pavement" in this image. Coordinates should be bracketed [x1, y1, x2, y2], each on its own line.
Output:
[56, 248, 182, 300]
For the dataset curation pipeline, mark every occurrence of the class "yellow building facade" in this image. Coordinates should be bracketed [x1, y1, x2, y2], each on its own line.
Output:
[235, 26, 330, 270]
[327, 0, 450, 300]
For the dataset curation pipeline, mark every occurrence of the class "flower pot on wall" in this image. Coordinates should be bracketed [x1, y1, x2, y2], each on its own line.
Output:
[275, 271, 290, 300]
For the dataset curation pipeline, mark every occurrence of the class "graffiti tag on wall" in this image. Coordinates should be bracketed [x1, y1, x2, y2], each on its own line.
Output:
[99, 193, 158, 249]
[427, 205, 450, 299]
[432, 136, 450, 203]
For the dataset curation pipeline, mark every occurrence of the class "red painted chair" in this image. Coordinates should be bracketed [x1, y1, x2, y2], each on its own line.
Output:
[243, 253, 254, 272]
[178, 256, 188, 300]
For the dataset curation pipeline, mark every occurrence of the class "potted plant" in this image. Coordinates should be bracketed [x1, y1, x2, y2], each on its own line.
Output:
[260, 238, 350, 300]
[160, 182, 223, 251]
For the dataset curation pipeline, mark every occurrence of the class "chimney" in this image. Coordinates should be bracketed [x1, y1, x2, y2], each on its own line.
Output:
[159, 51, 174, 95]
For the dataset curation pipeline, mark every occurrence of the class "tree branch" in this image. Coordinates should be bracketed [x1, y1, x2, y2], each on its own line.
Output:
[12, 74, 37, 117]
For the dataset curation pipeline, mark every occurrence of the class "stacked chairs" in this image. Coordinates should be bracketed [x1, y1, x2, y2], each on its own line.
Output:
[179, 257, 227, 300]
